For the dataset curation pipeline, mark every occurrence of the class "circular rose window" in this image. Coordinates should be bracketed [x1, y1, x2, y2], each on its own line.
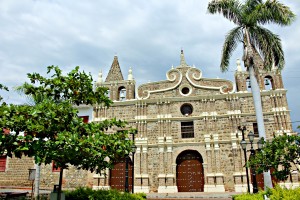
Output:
[179, 85, 192, 96]
[180, 103, 193, 116]
[182, 87, 190, 95]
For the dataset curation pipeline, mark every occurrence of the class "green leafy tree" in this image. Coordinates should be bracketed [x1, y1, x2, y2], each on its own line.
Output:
[0, 66, 133, 199]
[0, 84, 8, 102]
[248, 133, 300, 182]
[207, 0, 295, 188]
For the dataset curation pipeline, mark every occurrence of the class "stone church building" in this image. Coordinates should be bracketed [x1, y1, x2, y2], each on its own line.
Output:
[0, 50, 297, 193]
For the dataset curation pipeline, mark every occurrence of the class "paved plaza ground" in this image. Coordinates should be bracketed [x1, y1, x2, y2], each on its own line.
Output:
[146, 192, 238, 199]
[0, 187, 239, 199]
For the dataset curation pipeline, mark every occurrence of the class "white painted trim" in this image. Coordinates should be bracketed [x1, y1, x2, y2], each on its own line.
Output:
[137, 68, 183, 99]
[92, 186, 110, 190]
[234, 184, 249, 192]
[134, 186, 150, 193]
[186, 68, 235, 94]
[158, 186, 178, 193]
[204, 185, 225, 192]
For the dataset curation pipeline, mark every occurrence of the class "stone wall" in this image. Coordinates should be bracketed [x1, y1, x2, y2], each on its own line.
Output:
[0, 156, 34, 187]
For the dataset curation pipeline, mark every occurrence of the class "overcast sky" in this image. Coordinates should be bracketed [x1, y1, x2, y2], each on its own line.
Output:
[0, 0, 299, 130]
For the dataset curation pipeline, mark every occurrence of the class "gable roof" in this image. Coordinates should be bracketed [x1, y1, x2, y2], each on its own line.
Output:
[105, 55, 124, 82]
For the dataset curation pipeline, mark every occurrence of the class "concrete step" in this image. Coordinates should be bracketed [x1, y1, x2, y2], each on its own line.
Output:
[147, 192, 239, 199]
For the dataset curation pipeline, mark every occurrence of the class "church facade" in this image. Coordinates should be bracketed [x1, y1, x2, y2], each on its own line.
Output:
[0, 51, 297, 193]
[91, 50, 296, 193]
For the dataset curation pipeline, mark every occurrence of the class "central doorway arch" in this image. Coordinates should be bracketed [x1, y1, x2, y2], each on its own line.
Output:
[110, 157, 132, 191]
[176, 150, 204, 192]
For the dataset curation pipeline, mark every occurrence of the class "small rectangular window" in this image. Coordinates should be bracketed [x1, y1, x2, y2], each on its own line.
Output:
[52, 161, 60, 172]
[0, 155, 7, 172]
[181, 121, 194, 138]
[253, 123, 259, 137]
[79, 116, 89, 123]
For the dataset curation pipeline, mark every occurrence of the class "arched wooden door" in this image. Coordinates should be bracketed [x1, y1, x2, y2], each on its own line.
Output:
[110, 157, 132, 191]
[176, 150, 204, 192]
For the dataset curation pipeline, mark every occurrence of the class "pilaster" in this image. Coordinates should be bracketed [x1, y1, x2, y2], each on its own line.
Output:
[157, 136, 177, 193]
[135, 137, 150, 193]
[233, 172, 248, 192]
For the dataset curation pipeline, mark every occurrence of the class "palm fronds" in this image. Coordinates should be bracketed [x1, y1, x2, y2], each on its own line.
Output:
[208, 0, 242, 25]
[221, 26, 243, 71]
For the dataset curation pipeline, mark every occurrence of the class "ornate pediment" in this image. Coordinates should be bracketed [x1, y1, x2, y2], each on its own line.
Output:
[137, 51, 234, 99]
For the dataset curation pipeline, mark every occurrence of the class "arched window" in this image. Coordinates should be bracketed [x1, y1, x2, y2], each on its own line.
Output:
[118, 87, 126, 101]
[264, 76, 274, 90]
[106, 90, 110, 99]
[246, 77, 251, 92]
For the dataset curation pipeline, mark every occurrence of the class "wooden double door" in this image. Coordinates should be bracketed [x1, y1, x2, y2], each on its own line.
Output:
[176, 150, 204, 192]
[110, 158, 133, 191]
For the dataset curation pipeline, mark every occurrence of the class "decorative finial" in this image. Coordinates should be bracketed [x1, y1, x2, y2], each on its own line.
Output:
[171, 65, 174, 69]
[128, 67, 133, 80]
[236, 59, 242, 71]
[98, 70, 103, 83]
[180, 49, 187, 66]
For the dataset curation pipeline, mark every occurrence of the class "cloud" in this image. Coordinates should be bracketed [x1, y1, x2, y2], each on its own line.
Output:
[0, 0, 299, 129]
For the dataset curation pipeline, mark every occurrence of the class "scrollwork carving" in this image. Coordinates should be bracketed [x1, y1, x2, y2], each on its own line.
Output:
[137, 69, 183, 99]
[187, 67, 235, 94]
[186, 67, 202, 81]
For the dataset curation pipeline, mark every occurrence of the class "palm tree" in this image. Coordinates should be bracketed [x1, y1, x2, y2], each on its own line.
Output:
[207, 0, 295, 190]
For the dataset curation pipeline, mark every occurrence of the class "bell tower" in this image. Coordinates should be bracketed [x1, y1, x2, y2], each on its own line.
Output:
[96, 55, 135, 101]
[235, 59, 284, 92]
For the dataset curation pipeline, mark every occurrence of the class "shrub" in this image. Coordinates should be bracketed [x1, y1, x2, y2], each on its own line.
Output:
[233, 185, 300, 200]
[232, 191, 265, 200]
[266, 185, 300, 200]
[64, 187, 146, 200]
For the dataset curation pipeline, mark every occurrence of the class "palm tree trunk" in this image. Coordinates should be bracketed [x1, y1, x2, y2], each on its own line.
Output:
[249, 65, 273, 189]
[244, 27, 273, 189]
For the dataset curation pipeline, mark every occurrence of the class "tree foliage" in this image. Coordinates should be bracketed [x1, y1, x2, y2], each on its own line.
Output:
[207, 0, 295, 72]
[248, 133, 300, 181]
[0, 66, 133, 173]
[0, 83, 8, 102]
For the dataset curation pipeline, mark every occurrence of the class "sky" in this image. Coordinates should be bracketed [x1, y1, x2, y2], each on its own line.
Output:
[0, 0, 299, 130]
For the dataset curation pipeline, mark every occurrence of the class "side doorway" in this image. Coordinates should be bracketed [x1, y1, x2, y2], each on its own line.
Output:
[110, 157, 133, 191]
[253, 168, 278, 190]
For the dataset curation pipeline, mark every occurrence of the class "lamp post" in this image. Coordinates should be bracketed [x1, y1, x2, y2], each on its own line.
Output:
[131, 133, 137, 194]
[239, 126, 250, 193]
[248, 131, 258, 193]
[240, 140, 250, 193]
